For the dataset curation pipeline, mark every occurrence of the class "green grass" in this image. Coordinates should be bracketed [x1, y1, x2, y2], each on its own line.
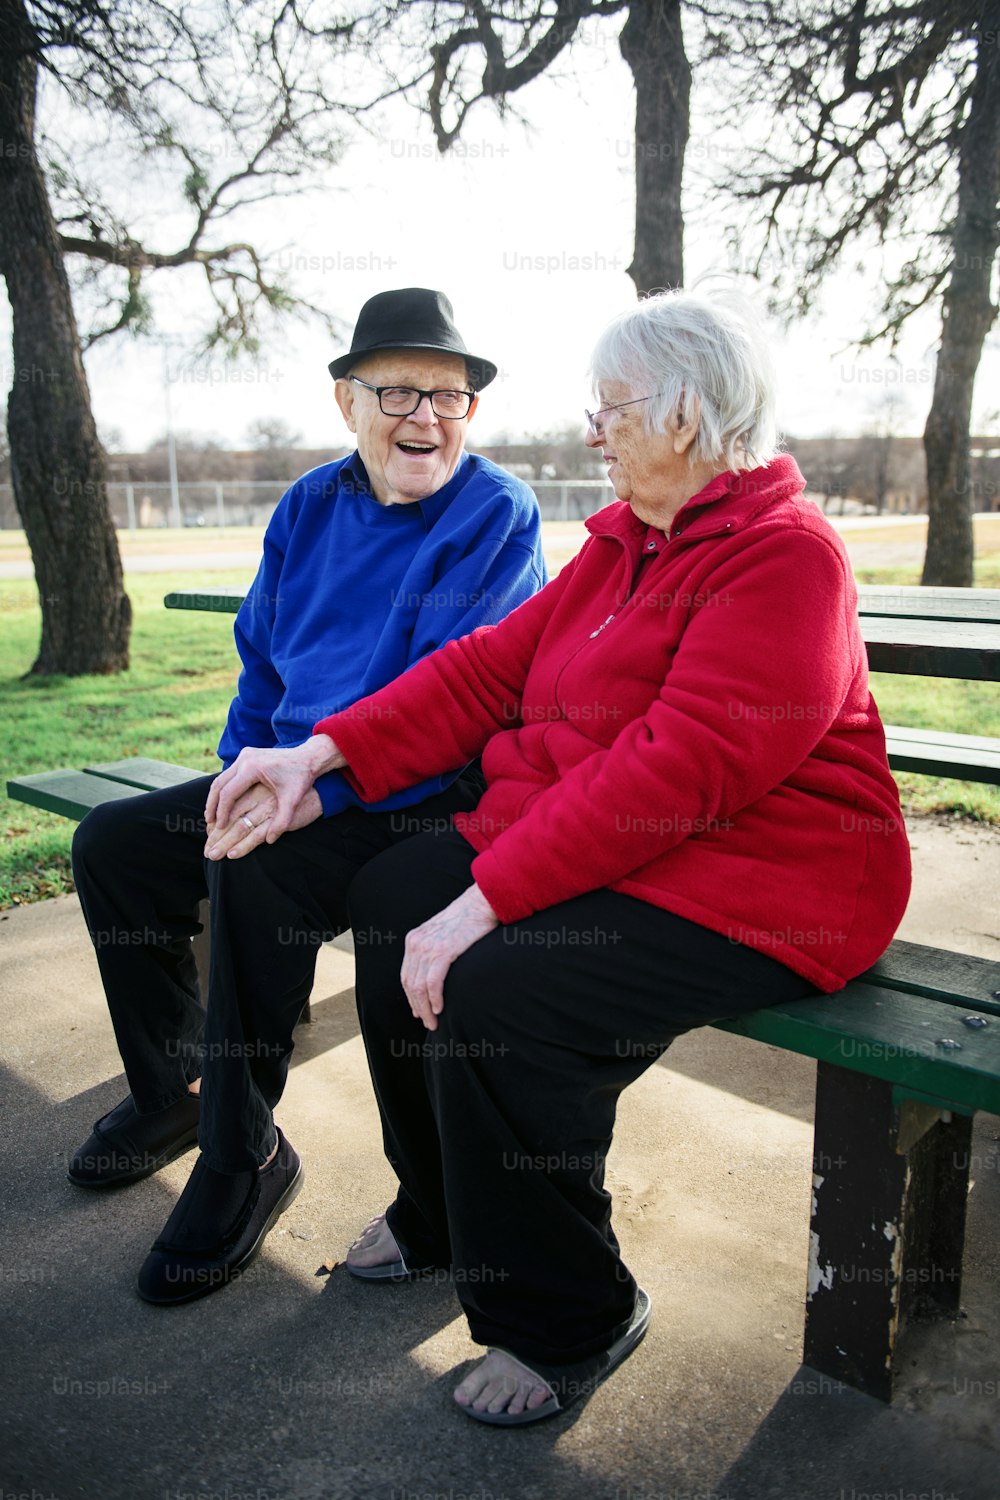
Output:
[1, 570, 246, 908]
[2, 562, 999, 910]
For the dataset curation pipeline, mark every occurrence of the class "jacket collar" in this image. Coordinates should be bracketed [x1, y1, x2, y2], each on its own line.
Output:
[584, 454, 806, 542]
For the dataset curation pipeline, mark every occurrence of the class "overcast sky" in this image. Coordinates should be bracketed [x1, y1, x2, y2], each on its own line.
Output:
[3, 20, 997, 456]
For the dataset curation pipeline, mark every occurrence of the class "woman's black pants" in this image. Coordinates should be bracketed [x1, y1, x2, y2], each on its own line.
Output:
[71, 770, 485, 1174]
[349, 828, 818, 1368]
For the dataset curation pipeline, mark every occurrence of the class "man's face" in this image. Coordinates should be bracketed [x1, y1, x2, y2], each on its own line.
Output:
[334, 350, 476, 505]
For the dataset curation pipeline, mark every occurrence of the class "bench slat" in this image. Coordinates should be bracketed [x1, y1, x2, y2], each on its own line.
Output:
[865, 938, 1000, 1015]
[84, 758, 203, 790]
[6, 770, 143, 822]
[884, 728, 1000, 783]
[715, 981, 1000, 1114]
[163, 588, 246, 613]
[884, 725, 1000, 753]
[863, 617, 1000, 680]
[857, 585, 1000, 624]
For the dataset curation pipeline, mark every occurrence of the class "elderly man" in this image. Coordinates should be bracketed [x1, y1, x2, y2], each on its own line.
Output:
[69, 287, 546, 1305]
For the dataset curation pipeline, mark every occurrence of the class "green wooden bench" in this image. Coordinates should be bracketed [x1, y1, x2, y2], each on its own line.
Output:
[5, 756, 314, 1021]
[7, 757, 206, 819]
[8, 756, 213, 988]
[714, 939, 1000, 1402]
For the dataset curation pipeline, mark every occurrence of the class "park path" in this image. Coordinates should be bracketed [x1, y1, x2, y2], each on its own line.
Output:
[1, 513, 997, 579]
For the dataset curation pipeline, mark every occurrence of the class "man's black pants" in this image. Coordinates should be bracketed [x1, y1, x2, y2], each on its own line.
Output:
[349, 828, 818, 1367]
[71, 769, 485, 1174]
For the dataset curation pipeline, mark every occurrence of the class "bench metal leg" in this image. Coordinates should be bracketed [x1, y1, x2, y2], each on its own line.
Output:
[191, 898, 213, 1000]
[189, 898, 312, 1024]
[803, 1061, 972, 1402]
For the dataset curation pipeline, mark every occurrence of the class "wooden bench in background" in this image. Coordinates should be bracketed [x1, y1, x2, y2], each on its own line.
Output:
[161, 584, 1000, 786]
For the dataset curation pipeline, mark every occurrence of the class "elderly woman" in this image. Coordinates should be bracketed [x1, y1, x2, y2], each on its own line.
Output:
[207, 290, 911, 1424]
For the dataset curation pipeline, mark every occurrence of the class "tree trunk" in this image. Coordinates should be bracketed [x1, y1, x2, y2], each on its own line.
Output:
[620, 0, 689, 296]
[921, 5, 1000, 587]
[0, 0, 131, 673]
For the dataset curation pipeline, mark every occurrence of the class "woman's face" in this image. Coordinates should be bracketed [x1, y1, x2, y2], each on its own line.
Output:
[585, 382, 693, 525]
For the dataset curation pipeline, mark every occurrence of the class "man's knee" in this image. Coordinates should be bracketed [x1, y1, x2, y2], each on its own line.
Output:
[203, 832, 317, 907]
[72, 797, 143, 875]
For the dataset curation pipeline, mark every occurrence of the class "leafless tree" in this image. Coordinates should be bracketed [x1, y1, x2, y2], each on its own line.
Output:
[710, 0, 1000, 585]
[0, 0, 349, 674]
[340, 0, 691, 294]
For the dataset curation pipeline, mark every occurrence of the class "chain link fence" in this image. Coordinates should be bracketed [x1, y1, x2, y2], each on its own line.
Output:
[0, 478, 615, 531]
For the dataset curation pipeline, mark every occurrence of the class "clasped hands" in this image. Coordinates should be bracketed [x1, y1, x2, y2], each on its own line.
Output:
[203, 734, 343, 862]
[201, 733, 500, 1029]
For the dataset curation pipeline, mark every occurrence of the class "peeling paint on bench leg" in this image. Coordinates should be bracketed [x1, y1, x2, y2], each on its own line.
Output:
[883, 1190, 908, 1374]
[803, 1062, 908, 1402]
[807, 1175, 836, 1300]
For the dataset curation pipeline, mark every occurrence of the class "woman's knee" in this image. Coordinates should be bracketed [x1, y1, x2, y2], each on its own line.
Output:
[436, 938, 523, 1046]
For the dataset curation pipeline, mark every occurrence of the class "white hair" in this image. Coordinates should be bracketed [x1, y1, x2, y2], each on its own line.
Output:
[589, 289, 779, 471]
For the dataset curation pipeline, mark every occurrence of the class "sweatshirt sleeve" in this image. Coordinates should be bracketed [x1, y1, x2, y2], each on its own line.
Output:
[314, 555, 579, 801]
[312, 496, 548, 818]
[216, 511, 288, 767]
[471, 529, 863, 921]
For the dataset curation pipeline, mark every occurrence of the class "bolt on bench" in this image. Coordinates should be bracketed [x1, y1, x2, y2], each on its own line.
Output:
[7, 584, 1000, 1401]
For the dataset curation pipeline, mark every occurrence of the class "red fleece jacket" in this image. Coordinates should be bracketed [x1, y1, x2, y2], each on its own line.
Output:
[316, 455, 911, 992]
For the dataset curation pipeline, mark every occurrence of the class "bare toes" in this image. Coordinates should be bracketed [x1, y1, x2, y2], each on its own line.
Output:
[454, 1352, 551, 1416]
[346, 1213, 400, 1268]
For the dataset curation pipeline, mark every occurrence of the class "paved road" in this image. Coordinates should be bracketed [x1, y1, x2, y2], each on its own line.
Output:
[0, 548, 264, 580]
[0, 535, 936, 581]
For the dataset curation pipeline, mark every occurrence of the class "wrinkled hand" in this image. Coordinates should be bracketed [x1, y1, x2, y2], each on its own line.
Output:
[205, 735, 344, 843]
[204, 785, 324, 861]
[401, 884, 500, 1031]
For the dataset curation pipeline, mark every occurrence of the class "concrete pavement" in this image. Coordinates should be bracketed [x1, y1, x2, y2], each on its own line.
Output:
[1, 812, 998, 1500]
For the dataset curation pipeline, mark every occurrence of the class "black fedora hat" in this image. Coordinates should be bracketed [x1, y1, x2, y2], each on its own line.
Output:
[327, 287, 497, 390]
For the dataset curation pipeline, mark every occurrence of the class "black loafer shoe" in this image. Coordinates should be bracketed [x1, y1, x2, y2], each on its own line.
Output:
[136, 1128, 303, 1306]
[68, 1092, 201, 1188]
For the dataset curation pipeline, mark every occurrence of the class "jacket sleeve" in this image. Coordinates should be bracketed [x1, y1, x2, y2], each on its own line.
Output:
[471, 529, 864, 921]
[216, 517, 288, 768]
[312, 510, 548, 818]
[314, 553, 580, 801]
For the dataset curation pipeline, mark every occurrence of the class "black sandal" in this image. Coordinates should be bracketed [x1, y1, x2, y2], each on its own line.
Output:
[460, 1287, 652, 1426]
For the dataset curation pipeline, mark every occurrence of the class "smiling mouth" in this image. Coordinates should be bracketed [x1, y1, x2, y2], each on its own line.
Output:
[396, 441, 437, 455]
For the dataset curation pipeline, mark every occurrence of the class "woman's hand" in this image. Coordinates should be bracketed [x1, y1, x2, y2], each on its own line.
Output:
[401, 884, 501, 1031]
[205, 735, 344, 843]
[204, 785, 324, 861]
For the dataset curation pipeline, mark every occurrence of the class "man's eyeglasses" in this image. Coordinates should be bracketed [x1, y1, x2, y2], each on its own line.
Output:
[351, 377, 475, 419]
[585, 394, 661, 438]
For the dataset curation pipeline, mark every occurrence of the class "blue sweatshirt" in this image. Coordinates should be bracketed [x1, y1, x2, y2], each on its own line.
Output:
[217, 450, 547, 816]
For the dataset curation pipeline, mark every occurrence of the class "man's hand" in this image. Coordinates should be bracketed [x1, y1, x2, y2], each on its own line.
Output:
[205, 786, 324, 861]
[401, 884, 500, 1031]
[205, 735, 345, 842]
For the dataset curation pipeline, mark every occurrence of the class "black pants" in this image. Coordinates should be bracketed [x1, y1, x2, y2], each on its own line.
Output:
[349, 829, 819, 1367]
[71, 769, 485, 1173]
